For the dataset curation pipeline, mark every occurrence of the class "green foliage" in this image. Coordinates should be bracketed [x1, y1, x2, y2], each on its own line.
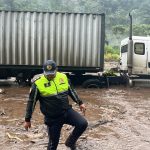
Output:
[0, 0, 150, 46]
[133, 24, 150, 36]
[112, 25, 126, 35]
[105, 45, 119, 54]
[112, 24, 150, 38]
[102, 69, 117, 77]
[104, 53, 120, 62]
[104, 45, 119, 62]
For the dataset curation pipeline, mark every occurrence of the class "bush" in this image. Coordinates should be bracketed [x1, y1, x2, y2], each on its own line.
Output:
[102, 69, 117, 77]
[104, 45, 120, 61]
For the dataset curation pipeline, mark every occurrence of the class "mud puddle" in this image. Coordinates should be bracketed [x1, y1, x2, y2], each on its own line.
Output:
[0, 80, 150, 150]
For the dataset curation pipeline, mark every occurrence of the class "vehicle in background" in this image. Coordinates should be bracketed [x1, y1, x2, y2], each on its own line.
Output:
[120, 36, 150, 76]
[0, 10, 105, 86]
[120, 13, 150, 87]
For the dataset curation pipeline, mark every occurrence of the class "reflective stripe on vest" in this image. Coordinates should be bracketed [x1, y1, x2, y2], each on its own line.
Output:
[35, 72, 69, 97]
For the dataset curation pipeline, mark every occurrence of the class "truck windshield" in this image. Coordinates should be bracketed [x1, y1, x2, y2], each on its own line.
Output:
[121, 45, 128, 53]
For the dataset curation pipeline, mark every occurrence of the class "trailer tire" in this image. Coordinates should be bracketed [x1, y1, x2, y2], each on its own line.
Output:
[82, 79, 102, 88]
[16, 72, 32, 86]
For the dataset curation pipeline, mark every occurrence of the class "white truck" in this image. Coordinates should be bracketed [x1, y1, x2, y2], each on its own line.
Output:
[120, 36, 150, 76]
[120, 14, 150, 86]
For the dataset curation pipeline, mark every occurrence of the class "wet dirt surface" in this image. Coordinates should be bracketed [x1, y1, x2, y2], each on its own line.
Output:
[0, 80, 150, 150]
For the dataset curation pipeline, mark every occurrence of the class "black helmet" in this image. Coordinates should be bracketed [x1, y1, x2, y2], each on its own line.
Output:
[43, 60, 57, 75]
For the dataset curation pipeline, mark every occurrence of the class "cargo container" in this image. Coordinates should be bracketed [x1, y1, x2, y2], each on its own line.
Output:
[0, 10, 105, 85]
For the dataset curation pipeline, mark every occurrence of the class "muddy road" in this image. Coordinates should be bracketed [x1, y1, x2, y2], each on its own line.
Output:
[0, 80, 150, 150]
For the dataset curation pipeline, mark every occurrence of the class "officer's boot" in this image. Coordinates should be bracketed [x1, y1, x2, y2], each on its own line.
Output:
[65, 134, 77, 150]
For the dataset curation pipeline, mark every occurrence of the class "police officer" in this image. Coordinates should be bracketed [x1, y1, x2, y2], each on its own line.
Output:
[24, 60, 88, 150]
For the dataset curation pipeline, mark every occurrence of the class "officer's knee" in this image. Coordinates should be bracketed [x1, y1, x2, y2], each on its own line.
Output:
[83, 120, 88, 129]
[78, 119, 88, 130]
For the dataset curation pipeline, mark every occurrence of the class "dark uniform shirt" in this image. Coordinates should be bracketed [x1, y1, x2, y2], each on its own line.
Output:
[25, 73, 83, 122]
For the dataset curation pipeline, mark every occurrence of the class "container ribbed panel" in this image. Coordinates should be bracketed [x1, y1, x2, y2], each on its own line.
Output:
[0, 11, 104, 67]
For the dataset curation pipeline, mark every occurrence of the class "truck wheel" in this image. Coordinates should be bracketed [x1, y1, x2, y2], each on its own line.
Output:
[82, 79, 102, 88]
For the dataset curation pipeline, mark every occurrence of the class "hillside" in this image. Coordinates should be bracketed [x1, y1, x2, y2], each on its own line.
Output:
[0, 0, 149, 46]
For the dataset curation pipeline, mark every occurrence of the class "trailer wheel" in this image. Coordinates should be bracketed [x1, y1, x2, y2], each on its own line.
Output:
[16, 73, 32, 86]
[82, 79, 102, 88]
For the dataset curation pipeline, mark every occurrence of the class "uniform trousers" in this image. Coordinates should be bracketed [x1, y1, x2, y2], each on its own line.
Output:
[46, 108, 88, 150]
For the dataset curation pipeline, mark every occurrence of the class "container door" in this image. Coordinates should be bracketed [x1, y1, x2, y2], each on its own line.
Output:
[132, 41, 147, 75]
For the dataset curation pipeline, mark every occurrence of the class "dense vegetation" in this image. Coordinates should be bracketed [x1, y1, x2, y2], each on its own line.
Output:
[104, 45, 120, 62]
[0, 0, 149, 61]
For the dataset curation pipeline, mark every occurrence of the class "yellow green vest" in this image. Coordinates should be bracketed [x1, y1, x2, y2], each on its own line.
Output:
[35, 72, 69, 97]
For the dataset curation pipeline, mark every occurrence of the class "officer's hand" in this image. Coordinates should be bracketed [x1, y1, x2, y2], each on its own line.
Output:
[24, 121, 31, 131]
[79, 104, 86, 116]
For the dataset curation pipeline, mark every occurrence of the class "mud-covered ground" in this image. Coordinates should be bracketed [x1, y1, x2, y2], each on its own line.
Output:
[0, 80, 150, 150]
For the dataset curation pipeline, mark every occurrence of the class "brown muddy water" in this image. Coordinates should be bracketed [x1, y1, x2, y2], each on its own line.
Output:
[0, 80, 150, 150]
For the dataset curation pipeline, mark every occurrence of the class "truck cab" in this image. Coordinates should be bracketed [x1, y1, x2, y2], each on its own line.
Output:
[120, 36, 150, 77]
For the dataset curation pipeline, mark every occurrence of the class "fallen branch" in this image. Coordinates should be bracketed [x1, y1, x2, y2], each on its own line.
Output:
[88, 120, 113, 129]
[6, 132, 23, 142]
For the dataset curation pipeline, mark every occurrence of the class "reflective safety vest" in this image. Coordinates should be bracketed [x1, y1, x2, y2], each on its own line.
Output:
[35, 72, 69, 97]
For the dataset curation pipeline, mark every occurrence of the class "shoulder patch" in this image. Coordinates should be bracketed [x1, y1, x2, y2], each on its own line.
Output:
[59, 78, 65, 84]
[31, 74, 43, 83]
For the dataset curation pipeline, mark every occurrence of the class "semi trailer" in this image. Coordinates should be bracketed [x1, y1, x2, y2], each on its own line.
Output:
[0, 10, 105, 86]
